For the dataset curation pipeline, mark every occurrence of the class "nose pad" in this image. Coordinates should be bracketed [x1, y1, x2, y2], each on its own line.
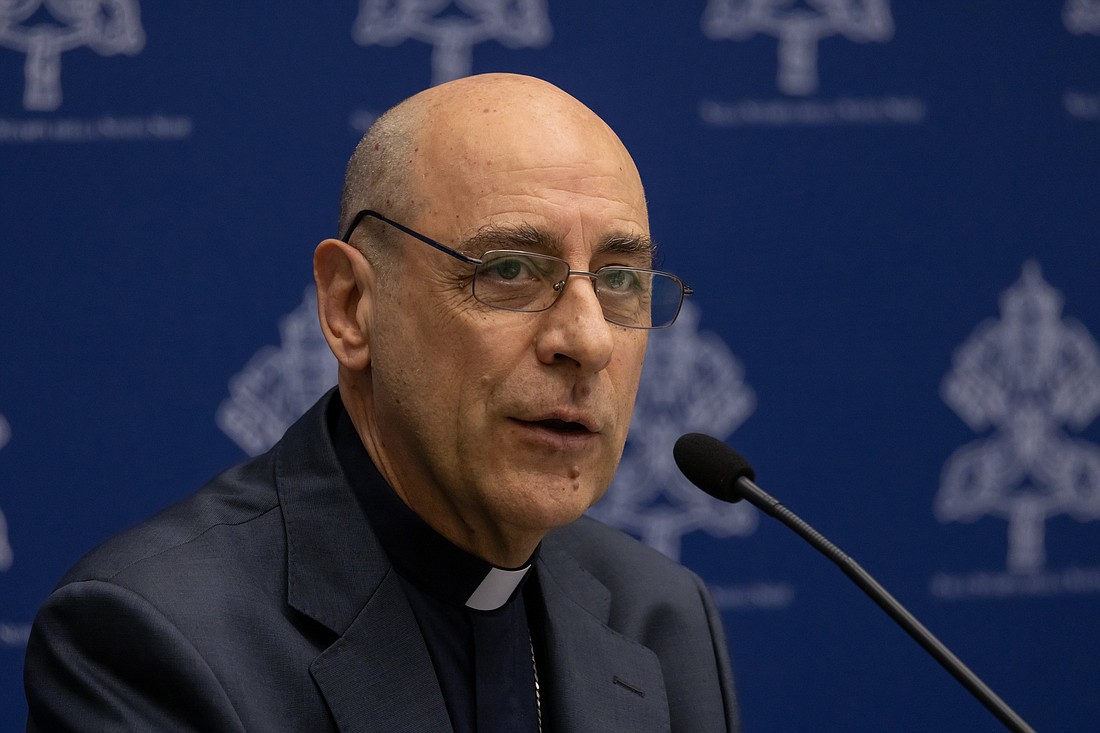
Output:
[552, 272, 602, 313]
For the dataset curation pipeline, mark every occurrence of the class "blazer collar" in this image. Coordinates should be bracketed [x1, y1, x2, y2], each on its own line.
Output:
[272, 391, 455, 733]
[273, 391, 668, 732]
[538, 528, 672, 732]
[274, 390, 386, 635]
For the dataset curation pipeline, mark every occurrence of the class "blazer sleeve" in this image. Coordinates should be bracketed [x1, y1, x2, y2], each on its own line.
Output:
[24, 579, 246, 732]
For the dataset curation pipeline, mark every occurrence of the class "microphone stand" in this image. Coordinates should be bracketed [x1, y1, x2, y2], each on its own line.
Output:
[735, 475, 1037, 733]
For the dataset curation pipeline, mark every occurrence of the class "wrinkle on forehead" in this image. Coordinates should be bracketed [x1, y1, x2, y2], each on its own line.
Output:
[400, 74, 648, 225]
[458, 221, 656, 263]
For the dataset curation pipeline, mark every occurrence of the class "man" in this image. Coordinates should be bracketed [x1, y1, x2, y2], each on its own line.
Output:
[25, 74, 739, 732]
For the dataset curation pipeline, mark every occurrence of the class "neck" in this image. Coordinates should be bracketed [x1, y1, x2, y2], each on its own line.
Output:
[337, 377, 544, 569]
[425, 509, 543, 570]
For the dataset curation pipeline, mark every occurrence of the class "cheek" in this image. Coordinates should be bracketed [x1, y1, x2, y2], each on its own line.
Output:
[371, 299, 454, 416]
[604, 340, 646, 442]
[459, 334, 530, 417]
[438, 317, 530, 418]
[615, 336, 648, 396]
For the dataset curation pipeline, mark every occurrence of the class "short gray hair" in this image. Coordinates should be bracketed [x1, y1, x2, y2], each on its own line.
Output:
[337, 103, 420, 270]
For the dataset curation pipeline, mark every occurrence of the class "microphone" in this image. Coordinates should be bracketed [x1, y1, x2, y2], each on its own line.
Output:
[673, 433, 1037, 733]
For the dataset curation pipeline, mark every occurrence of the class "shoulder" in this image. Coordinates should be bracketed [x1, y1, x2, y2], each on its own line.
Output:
[58, 390, 340, 588]
[60, 450, 283, 591]
[549, 515, 701, 578]
[541, 516, 741, 730]
[545, 515, 710, 605]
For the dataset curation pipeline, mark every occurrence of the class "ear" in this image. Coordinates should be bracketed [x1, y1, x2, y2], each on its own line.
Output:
[314, 238, 375, 371]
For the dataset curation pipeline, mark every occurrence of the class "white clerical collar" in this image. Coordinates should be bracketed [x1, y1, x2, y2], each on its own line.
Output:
[465, 565, 532, 611]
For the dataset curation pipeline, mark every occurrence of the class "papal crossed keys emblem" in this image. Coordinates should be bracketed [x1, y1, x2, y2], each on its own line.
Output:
[702, 0, 894, 96]
[588, 302, 758, 562]
[0, 413, 12, 572]
[937, 262, 1100, 574]
[217, 288, 338, 458]
[353, 0, 552, 86]
[1065, 0, 1100, 34]
[0, 0, 144, 111]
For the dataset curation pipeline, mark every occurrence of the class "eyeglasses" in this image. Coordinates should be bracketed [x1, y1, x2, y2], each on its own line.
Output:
[341, 209, 693, 330]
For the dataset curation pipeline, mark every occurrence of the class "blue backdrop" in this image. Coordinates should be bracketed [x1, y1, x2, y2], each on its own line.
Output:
[2, 2, 1099, 730]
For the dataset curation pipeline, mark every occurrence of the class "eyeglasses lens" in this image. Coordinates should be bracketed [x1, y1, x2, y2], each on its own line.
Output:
[473, 251, 683, 329]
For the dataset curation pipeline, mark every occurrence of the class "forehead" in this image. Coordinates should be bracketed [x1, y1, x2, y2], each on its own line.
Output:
[460, 222, 656, 266]
[407, 90, 650, 253]
[416, 162, 650, 268]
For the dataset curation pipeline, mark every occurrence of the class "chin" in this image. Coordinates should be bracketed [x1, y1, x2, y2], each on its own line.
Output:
[512, 477, 606, 531]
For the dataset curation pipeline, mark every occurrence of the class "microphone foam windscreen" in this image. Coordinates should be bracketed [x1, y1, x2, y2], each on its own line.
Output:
[673, 433, 756, 503]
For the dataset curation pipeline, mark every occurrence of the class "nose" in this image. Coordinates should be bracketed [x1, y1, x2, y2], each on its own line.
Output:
[534, 272, 615, 374]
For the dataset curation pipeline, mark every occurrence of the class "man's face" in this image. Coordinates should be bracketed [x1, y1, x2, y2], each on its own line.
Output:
[361, 103, 650, 558]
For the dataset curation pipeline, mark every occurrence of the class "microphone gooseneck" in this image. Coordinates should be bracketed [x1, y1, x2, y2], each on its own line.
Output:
[673, 433, 1037, 733]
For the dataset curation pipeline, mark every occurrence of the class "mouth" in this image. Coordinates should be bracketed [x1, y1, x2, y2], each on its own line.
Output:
[524, 418, 593, 434]
[510, 415, 600, 449]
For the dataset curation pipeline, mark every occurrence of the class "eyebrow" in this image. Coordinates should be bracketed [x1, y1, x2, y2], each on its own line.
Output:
[462, 223, 556, 256]
[461, 223, 657, 265]
[599, 233, 657, 265]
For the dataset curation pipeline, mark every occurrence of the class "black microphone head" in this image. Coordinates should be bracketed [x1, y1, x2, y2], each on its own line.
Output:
[673, 433, 756, 503]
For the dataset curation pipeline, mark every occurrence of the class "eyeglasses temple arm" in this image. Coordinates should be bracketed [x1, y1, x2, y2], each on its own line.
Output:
[342, 209, 482, 266]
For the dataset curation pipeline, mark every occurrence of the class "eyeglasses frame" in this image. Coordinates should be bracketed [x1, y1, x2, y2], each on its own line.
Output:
[340, 208, 693, 329]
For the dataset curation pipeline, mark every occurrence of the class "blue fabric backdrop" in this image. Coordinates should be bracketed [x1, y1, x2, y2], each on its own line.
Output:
[2, 2, 1099, 730]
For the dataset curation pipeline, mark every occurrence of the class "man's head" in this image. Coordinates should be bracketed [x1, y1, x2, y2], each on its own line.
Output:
[315, 74, 653, 567]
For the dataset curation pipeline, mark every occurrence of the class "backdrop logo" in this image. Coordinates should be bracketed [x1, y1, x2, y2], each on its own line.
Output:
[588, 303, 792, 611]
[699, 0, 924, 127]
[1064, 0, 1100, 120]
[217, 287, 337, 456]
[352, 0, 552, 87]
[0, 0, 144, 112]
[1065, 0, 1100, 34]
[0, 413, 11, 573]
[0, 412, 27, 648]
[702, 0, 893, 96]
[0, 1, 192, 143]
[590, 303, 757, 558]
[931, 262, 1100, 601]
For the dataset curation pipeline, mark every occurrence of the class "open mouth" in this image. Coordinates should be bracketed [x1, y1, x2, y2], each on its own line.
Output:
[528, 418, 591, 434]
[511, 416, 599, 450]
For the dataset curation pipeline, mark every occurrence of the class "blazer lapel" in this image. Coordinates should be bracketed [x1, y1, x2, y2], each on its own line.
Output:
[273, 394, 670, 731]
[537, 540, 671, 733]
[309, 571, 453, 733]
[273, 393, 453, 733]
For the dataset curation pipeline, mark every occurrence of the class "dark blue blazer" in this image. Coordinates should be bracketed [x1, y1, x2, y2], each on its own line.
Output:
[25, 393, 740, 732]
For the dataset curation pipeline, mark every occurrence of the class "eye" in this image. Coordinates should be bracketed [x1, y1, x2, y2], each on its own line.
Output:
[487, 257, 525, 280]
[599, 268, 642, 293]
[480, 254, 547, 284]
[478, 251, 563, 285]
[474, 251, 565, 311]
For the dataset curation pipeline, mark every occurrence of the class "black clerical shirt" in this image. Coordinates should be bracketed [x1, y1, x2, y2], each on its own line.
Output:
[332, 401, 542, 733]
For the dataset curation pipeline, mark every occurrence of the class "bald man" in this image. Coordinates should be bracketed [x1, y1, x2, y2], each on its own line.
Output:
[25, 75, 740, 733]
